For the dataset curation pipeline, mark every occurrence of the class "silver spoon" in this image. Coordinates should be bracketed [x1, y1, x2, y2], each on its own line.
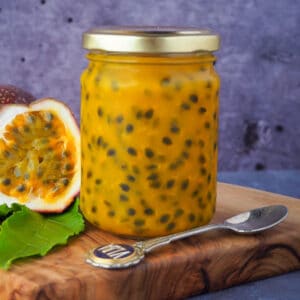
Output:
[86, 205, 288, 269]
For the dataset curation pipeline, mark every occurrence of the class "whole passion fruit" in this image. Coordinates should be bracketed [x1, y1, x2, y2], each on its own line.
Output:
[0, 85, 35, 104]
[0, 98, 80, 213]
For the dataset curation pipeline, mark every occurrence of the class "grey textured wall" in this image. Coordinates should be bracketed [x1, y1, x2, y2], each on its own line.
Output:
[0, 0, 299, 171]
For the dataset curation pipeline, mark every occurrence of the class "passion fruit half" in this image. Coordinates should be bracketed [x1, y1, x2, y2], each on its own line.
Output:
[0, 98, 80, 213]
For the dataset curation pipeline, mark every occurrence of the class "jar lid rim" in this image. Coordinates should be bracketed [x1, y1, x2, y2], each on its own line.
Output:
[82, 26, 220, 53]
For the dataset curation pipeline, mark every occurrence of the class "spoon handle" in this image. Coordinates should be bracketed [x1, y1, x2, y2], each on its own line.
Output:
[138, 224, 227, 253]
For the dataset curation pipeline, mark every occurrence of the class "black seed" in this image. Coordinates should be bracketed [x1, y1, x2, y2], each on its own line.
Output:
[207, 191, 212, 201]
[188, 213, 196, 222]
[146, 164, 157, 170]
[136, 110, 143, 119]
[132, 165, 140, 174]
[65, 163, 73, 171]
[199, 140, 205, 148]
[108, 210, 115, 217]
[161, 77, 171, 86]
[97, 107, 103, 117]
[147, 173, 159, 181]
[3, 151, 10, 158]
[91, 206, 97, 213]
[95, 178, 102, 185]
[149, 181, 161, 189]
[144, 208, 154, 215]
[2, 178, 11, 186]
[107, 148, 116, 156]
[213, 112, 217, 120]
[127, 208, 136, 216]
[87, 171, 92, 178]
[43, 179, 50, 185]
[192, 190, 199, 197]
[166, 222, 176, 231]
[169, 162, 178, 170]
[198, 107, 207, 114]
[213, 142, 217, 151]
[255, 163, 265, 171]
[134, 219, 145, 227]
[189, 94, 198, 103]
[17, 184, 26, 192]
[120, 183, 130, 192]
[157, 155, 166, 162]
[160, 214, 170, 223]
[127, 175, 135, 182]
[86, 188, 91, 194]
[162, 136, 172, 145]
[67, 17, 73, 23]
[170, 125, 180, 134]
[175, 208, 184, 218]
[62, 178, 69, 186]
[115, 115, 123, 123]
[181, 151, 189, 159]
[160, 194, 167, 201]
[140, 199, 147, 206]
[181, 102, 191, 110]
[185, 139, 192, 147]
[126, 124, 134, 133]
[145, 148, 154, 158]
[206, 81, 212, 88]
[207, 174, 212, 183]
[181, 179, 189, 190]
[166, 179, 175, 189]
[97, 136, 103, 146]
[120, 194, 128, 201]
[199, 155, 206, 164]
[45, 123, 52, 130]
[23, 126, 30, 133]
[200, 168, 207, 175]
[127, 147, 137, 156]
[204, 121, 211, 129]
[121, 164, 128, 170]
[62, 150, 70, 158]
[198, 197, 206, 208]
[145, 109, 154, 119]
[88, 143, 92, 150]
[85, 93, 90, 101]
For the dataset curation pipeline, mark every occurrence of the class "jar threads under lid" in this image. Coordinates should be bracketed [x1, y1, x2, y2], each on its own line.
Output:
[82, 26, 220, 54]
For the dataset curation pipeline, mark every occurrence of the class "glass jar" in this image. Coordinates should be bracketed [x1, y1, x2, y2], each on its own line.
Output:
[80, 27, 220, 238]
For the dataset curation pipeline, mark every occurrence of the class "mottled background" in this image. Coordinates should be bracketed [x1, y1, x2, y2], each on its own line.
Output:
[0, 0, 299, 171]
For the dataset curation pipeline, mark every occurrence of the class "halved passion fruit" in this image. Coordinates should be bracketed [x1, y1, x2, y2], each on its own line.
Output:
[0, 98, 80, 213]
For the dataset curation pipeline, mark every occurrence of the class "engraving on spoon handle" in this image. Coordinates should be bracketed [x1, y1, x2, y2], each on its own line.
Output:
[140, 224, 226, 253]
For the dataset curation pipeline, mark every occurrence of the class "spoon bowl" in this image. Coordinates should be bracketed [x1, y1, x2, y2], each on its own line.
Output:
[224, 205, 288, 233]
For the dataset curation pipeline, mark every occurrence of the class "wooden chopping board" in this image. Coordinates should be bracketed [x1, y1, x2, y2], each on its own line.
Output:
[1, 183, 300, 300]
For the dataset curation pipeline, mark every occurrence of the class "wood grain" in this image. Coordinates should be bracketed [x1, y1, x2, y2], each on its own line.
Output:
[1, 183, 299, 300]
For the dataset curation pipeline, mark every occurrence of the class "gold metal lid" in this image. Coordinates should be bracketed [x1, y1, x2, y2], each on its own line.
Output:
[82, 26, 220, 53]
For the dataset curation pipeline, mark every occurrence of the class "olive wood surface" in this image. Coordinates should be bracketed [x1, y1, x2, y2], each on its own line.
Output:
[1, 183, 299, 300]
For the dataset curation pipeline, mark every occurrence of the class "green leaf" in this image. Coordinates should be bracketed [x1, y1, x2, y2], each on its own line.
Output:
[0, 199, 85, 270]
[0, 204, 14, 218]
[0, 203, 22, 222]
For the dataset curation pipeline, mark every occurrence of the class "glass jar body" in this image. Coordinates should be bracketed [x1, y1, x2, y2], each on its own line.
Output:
[80, 52, 220, 238]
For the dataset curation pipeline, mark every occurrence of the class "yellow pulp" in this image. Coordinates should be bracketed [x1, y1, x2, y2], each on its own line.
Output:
[0, 111, 76, 203]
[80, 53, 220, 237]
